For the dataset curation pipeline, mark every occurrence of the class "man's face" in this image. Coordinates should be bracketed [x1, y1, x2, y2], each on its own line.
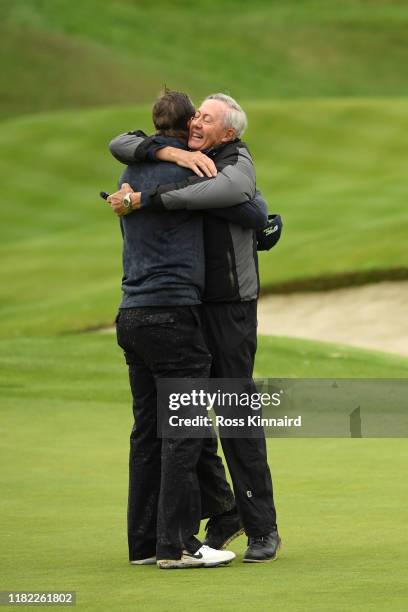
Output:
[188, 99, 235, 150]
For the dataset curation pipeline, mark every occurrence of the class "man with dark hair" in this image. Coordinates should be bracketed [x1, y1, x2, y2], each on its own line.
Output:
[108, 92, 282, 564]
[151, 90, 195, 137]
[108, 91, 270, 569]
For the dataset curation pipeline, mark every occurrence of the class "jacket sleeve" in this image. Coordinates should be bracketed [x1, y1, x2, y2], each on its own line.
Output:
[109, 131, 186, 164]
[109, 130, 149, 164]
[207, 190, 268, 229]
[141, 144, 256, 211]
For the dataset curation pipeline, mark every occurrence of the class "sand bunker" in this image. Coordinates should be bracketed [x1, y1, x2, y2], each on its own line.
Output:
[258, 281, 408, 356]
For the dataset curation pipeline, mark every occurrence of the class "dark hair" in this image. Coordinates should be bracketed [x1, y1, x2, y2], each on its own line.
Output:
[152, 90, 195, 137]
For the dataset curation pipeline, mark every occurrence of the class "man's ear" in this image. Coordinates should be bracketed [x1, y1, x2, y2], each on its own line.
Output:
[221, 128, 237, 143]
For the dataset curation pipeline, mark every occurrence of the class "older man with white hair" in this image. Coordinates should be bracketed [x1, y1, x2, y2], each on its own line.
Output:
[109, 92, 281, 563]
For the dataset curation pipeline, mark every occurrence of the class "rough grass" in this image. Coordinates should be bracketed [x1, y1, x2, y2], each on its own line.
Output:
[2, 0, 408, 117]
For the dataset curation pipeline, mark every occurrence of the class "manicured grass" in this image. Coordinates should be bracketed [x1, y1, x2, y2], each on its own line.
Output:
[1, 98, 408, 336]
[1, 333, 407, 611]
[255, 335, 408, 378]
[2, 0, 408, 118]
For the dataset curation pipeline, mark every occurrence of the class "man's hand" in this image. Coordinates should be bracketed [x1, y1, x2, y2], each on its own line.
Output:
[107, 183, 141, 217]
[156, 147, 217, 178]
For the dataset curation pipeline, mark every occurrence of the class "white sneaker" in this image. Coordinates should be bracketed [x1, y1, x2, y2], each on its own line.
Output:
[199, 545, 236, 567]
[157, 545, 235, 569]
[130, 556, 156, 565]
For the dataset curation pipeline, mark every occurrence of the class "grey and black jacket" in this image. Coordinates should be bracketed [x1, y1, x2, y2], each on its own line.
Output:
[110, 132, 266, 302]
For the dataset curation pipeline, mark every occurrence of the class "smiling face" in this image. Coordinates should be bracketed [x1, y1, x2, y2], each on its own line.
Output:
[188, 99, 236, 150]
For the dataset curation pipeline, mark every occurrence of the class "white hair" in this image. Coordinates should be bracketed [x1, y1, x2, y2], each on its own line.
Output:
[204, 93, 248, 138]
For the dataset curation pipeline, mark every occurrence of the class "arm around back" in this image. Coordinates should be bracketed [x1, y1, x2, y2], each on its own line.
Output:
[142, 142, 256, 211]
[207, 189, 268, 229]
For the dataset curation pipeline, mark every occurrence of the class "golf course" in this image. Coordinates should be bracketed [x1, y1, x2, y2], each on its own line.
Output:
[1, 1, 407, 610]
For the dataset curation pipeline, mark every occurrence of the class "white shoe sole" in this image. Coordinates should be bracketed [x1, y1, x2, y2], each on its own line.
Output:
[158, 554, 235, 570]
[157, 559, 204, 569]
[130, 557, 157, 565]
[203, 558, 234, 568]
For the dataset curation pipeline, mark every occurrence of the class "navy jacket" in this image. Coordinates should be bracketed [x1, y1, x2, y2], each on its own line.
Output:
[119, 158, 204, 307]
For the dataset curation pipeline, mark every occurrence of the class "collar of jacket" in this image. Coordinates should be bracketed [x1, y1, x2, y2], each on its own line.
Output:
[203, 138, 241, 158]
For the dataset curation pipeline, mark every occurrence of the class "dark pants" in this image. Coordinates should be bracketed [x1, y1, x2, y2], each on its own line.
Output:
[116, 305, 233, 561]
[202, 300, 278, 537]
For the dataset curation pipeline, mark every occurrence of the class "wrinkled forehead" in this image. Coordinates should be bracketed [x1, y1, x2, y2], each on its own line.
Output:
[197, 99, 228, 121]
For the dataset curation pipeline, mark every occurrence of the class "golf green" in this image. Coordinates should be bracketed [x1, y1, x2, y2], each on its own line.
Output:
[1, 334, 407, 611]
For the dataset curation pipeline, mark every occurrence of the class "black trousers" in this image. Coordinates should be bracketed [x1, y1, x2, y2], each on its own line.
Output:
[201, 300, 278, 537]
[116, 305, 234, 561]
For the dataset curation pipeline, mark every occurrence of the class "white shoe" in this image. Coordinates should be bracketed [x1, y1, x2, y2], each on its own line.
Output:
[130, 556, 156, 565]
[157, 545, 235, 569]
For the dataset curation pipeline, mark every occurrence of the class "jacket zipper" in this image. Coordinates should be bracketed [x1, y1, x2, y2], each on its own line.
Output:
[227, 251, 236, 289]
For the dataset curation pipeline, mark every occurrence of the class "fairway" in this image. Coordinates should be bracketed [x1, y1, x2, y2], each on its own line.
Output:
[1, 334, 408, 611]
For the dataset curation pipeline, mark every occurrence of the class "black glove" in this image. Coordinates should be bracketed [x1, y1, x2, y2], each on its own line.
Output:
[256, 214, 283, 251]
